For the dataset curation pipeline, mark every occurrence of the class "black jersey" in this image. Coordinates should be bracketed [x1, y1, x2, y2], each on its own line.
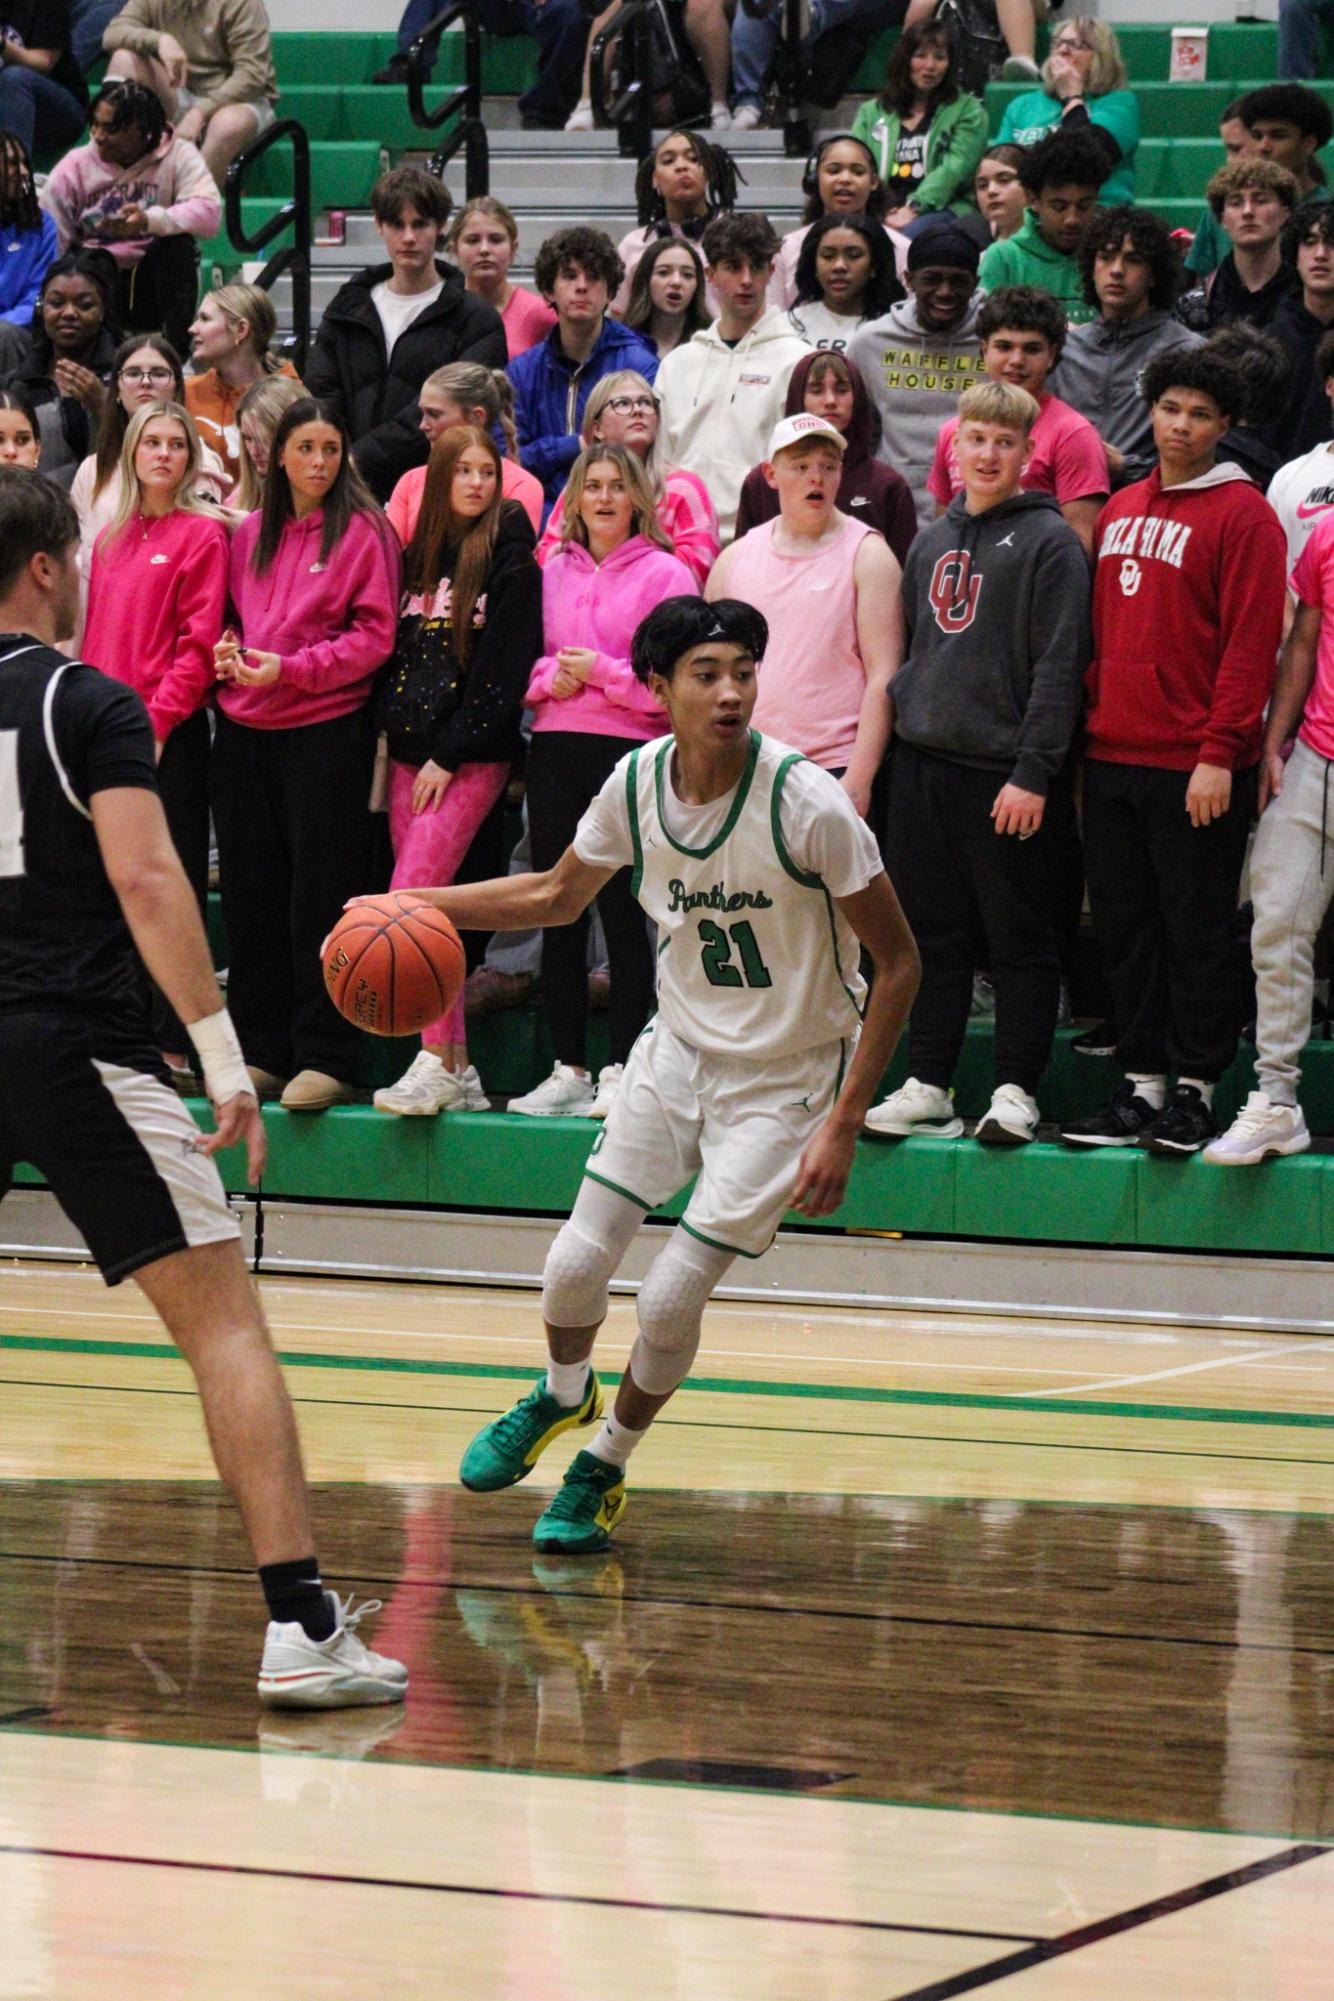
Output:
[0, 633, 159, 1035]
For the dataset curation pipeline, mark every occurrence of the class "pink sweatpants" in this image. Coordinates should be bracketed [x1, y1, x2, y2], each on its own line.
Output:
[388, 757, 509, 1046]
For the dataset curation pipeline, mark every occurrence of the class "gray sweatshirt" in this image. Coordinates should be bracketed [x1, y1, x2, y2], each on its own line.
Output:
[895, 489, 1091, 795]
[846, 294, 989, 528]
[1049, 310, 1204, 473]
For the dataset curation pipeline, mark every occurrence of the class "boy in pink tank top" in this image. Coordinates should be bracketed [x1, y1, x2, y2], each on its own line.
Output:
[705, 411, 903, 818]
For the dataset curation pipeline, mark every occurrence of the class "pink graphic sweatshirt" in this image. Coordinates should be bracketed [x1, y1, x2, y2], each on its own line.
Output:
[41, 130, 220, 265]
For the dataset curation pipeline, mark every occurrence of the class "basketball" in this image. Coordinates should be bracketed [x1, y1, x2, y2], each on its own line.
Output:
[321, 893, 466, 1037]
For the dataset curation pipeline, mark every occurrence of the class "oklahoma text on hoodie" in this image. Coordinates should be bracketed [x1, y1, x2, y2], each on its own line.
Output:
[1085, 463, 1286, 772]
[896, 490, 1091, 795]
[847, 295, 989, 529]
[41, 128, 220, 265]
[220, 508, 401, 732]
[656, 307, 811, 541]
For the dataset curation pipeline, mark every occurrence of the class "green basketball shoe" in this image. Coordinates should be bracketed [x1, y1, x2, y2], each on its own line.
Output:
[459, 1371, 603, 1492]
[532, 1450, 627, 1554]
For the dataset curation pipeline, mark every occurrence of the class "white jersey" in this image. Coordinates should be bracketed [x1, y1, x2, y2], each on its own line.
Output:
[1268, 442, 1334, 572]
[574, 730, 883, 1061]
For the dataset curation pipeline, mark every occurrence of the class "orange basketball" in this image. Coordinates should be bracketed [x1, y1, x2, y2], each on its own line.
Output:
[321, 893, 466, 1037]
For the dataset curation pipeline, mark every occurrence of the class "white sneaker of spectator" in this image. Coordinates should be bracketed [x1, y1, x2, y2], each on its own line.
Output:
[864, 1077, 964, 1139]
[1202, 1093, 1311, 1166]
[565, 98, 594, 131]
[373, 1051, 491, 1117]
[508, 1062, 596, 1117]
[588, 1062, 624, 1119]
[731, 103, 762, 130]
[710, 101, 732, 129]
[974, 1083, 1040, 1147]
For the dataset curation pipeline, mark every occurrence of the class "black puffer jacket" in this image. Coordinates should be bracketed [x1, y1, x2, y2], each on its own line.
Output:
[304, 258, 506, 501]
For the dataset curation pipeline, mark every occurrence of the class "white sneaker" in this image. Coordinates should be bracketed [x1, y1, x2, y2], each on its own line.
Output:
[373, 1051, 490, 1116]
[1203, 1092, 1311, 1166]
[564, 97, 594, 131]
[975, 1083, 1040, 1147]
[864, 1076, 964, 1139]
[731, 102, 762, 130]
[508, 1062, 596, 1117]
[588, 1061, 624, 1118]
[257, 1593, 408, 1709]
[710, 101, 732, 130]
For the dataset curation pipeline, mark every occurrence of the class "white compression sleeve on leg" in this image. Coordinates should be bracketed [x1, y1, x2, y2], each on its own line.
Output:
[628, 1229, 734, 1398]
[541, 1178, 645, 1330]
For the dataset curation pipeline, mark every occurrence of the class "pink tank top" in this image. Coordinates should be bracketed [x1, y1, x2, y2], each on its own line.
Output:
[728, 512, 874, 770]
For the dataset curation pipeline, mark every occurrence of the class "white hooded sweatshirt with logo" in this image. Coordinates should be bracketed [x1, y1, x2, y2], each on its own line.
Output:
[656, 308, 812, 541]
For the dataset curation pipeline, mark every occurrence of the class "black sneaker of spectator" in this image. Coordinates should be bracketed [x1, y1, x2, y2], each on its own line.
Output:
[1070, 1022, 1117, 1057]
[372, 54, 413, 85]
[1138, 1084, 1217, 1158]
[1059, 1078, 1159, 1148]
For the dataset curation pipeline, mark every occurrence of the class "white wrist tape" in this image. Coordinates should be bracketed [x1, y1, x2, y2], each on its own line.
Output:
[187, 1007, 254, 1104]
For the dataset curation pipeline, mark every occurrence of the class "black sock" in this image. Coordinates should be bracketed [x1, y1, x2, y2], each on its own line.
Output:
[259, 1556, 336, 1641]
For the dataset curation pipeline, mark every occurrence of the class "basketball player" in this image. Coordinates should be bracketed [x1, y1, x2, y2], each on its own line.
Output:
[0, 468, 406, 1708]
[399, 595, 920, 1552]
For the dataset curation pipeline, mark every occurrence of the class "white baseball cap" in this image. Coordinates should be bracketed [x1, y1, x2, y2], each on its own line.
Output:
[767, 411, 847, 460]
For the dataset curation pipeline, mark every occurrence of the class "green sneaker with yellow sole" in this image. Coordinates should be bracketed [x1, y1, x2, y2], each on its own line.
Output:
[532, 1449, 627, 1554]
[459, 1371, 603, 1492]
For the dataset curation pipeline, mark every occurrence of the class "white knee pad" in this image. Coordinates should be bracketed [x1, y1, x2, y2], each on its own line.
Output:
[541, 1178, 643, 1329]
[628, 1231, 734, 1398]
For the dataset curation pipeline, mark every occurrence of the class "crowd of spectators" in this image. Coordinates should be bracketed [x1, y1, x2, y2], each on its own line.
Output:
[3, 1, 1334, 1166]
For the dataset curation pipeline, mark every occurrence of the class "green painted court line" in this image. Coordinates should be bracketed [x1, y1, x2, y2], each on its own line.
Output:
[6, 1332, 1334, 1432]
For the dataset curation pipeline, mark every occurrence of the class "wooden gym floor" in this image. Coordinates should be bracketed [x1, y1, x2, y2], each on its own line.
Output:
[2, 1256, 1333, 1998]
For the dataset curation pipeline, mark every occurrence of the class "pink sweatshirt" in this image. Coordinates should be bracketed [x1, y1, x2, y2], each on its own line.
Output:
[501, 285, 558, 356]
[386, 456, 544, 545]
[83, 509, 230, 741]
[220, 507, 401, 730]
[537, 467, 720, 588]
[41, 130, 220, 265]
[526, 534, 694, 740]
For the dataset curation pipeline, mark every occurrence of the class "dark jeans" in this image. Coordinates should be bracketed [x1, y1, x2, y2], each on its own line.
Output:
[884, 739, 1061, 1097]
[70, 0, 120, 76]
[397, 0, 586, 120]
[116, 234, 200, 361]
[0, 69, 87, 158]
[152, 709, 211, 1053]
[1081, 758, 1257, 1081]
[211, 706, 375, 1083]
[526, 730, 655, 1068]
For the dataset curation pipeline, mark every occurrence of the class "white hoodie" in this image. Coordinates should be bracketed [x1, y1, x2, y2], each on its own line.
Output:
[657, 308, 812, 540]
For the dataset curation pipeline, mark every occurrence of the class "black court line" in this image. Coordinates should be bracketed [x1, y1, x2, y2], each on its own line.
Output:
[883, 1843, 1331, 1999]
[0, 1844, 1039, 1944]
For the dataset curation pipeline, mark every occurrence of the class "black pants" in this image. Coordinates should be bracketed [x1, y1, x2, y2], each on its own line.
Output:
[211, 707, 375, 1082]
[152, 709, 211, 1053]
[526, 730, 655, 1068]
[1081, 758, 1256, 1082]
[116, 234, 201, 361]
[884, 740, 1060, 1096]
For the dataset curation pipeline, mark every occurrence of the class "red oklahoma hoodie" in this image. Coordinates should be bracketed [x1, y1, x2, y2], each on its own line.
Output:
[1085, 462, 1285, 772]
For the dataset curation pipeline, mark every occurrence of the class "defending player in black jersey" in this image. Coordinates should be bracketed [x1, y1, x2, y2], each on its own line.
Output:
[0, 468, 404, 1708]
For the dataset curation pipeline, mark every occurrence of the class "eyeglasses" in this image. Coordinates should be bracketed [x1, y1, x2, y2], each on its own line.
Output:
[121, 366, 175, 385]
[1053, 35, 1095, 53]
[605, 395, 658, 414]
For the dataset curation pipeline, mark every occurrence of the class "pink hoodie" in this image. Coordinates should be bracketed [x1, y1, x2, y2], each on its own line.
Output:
[83, 509, 229, 741]
[41, 130, 221, 265]
[220, 507, 401, 730]
[526, 534, 695, 740]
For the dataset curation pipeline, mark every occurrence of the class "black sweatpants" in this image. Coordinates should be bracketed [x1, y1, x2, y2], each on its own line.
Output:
[116, 234, 201, 363]
[525, 729, 655, 1068]
[884, 739, 1060, 1097]
[211, 707, 375, 1083]
[152, 708, 211, 1054]
[1081, 758, 1256, 1082]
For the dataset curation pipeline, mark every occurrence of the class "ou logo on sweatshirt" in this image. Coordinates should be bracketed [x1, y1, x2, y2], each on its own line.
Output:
[928, 549, 982, 633]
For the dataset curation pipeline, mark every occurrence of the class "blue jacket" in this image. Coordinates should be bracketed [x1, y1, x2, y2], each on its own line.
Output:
[510, 315, 659, 513]
[0, 215, 58, 329]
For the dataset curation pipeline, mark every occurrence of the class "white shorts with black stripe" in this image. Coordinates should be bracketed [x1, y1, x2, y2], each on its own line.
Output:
[0, 1009, 240, 1285]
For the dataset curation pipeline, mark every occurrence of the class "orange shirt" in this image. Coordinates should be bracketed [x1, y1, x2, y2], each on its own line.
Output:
[184, 359, 302, 486]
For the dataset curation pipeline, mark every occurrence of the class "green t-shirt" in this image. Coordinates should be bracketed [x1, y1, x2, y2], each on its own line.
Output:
[995, 88, 1140, 206]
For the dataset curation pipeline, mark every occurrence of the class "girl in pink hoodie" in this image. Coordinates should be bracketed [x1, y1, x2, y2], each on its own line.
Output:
[212, 396, 401, 1113]
[511, 442, 696, 1122]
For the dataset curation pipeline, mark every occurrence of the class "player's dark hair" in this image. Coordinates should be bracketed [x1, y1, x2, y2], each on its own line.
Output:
[533, 225, 624, 300]
[793, 212, 903, 318]
[91, 77, 166, 154]
[1140, 346, 1246, 424]
[0, 468, 78, 598]
[633, 127, 742, 229]
[1201, 324, 1290, 430]
[632, 596, 769, 684]
[252, 396, 389, 574]
[0, 129, 40, 234]
[1078, 204, 1180, 312]
[1018, 124, 1112, 199]
[702, 209, 781, 268]
[1284, 197, 1334, 259]
[976, 284, 1068, 362]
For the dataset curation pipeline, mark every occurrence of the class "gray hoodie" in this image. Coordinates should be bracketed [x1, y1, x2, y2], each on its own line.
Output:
[895, 489, 1091, 795]
[1050, 310, 1204, 473]
[846, 294, 989, 528]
